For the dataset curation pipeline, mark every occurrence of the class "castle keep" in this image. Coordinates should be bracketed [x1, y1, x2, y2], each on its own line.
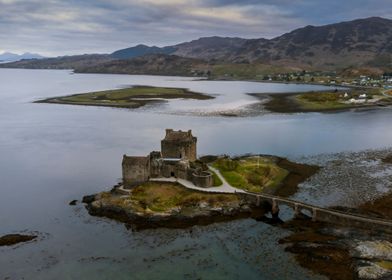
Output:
[122, 129, 213, 188]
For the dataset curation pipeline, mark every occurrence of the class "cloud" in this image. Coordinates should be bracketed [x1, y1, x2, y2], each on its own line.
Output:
[0, 0, 390, 56]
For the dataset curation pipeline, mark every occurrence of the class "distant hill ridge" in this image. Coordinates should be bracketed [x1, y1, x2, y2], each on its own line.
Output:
[1, 17, 391, 75]
[0, 52, 44, 62]
[111, 44, 176, 59]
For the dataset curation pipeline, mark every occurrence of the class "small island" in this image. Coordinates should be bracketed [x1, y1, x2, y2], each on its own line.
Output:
[0, 234, 37, 247]
[83, 129, 318, 229]
[251, 88, 392, 113]
[35, 85, 213, 109]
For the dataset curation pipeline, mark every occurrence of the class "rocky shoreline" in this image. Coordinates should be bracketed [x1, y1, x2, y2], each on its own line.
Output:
[277, 149, 392, 280]
[279, 213, 392, 280]
[82, 184, 268, 230]
[81, 149, 392, 279]
[82, 155, 317, 230]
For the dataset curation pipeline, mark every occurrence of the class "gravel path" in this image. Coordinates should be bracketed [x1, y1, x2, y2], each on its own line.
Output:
[150, 166, 245, 194]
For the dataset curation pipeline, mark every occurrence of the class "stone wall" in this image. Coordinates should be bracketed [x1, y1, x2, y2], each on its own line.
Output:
[122, 155, 150, 187]
[122, 129, 208, 187]
[191, 171, 213, 188]
[161, 129, 197, 161]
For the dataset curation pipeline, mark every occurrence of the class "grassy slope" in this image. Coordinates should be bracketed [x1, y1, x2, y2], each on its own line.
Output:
[211, 170, 223, 186]
[295, 89, 385, 111]
[263, 88, 392, 113]
[37, 86, 212, 108]
[212, 157, 289, 193]
[296, 92, 353, 111]
[99, 182, 238, 213]
[210, 63, 297, 79]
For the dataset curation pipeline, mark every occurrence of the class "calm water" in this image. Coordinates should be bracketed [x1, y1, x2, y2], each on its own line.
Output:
[1, 69, 392, 279]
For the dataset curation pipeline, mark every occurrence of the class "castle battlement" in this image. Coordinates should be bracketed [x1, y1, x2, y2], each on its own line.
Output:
[122, 129, 212, 188]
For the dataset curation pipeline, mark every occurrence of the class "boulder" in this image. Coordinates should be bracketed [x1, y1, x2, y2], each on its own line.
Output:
[354, 241, 392, 261]
[357, 262, 391, 279]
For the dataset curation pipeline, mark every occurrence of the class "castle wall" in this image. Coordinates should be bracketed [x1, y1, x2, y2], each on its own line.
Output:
[149, 151, 162, 178]
[191, 171, 213, 188]
[122, 155, 150, 187]
[161, 141, 197, 161]
[161, 129, 197, 161]
[184, 142, 197, 162]
[161, 141, 184, 159]
[122, 129, 212, 187]
[161, 162, 177, 177]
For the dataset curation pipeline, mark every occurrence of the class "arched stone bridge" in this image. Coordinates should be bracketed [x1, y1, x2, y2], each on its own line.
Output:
[146, 168, 392, 234]
[240, 192, 392, 234]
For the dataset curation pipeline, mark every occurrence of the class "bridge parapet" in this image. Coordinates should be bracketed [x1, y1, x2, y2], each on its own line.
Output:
[240, 191, 392, 234]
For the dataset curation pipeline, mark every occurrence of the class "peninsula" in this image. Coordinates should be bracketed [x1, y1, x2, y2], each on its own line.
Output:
[252, 88, 392, 113]
[36, 86, 213, 109]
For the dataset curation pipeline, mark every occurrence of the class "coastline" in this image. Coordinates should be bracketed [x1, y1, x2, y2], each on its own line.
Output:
[27, 69, 391, 115]
[249, 90, 392, 114]
[82, 155, 318, 230]
[34, 85, 214, 110]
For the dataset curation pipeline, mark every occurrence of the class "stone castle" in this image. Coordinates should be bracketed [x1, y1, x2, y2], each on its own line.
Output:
[122, 129, 213, 188]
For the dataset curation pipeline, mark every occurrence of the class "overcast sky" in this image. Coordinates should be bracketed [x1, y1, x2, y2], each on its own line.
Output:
[0, 0, 391, 56]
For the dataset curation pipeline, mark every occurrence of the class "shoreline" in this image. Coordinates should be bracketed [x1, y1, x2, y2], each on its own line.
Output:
[82, 155, 318, 230]
[249, 90, 392, 114]
[27, 69, 390, 115]
[276, 148, 392, 280]
[34, 85, 213, 110]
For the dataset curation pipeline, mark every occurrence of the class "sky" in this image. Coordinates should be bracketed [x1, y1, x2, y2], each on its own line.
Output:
[0, 0, 391, 56]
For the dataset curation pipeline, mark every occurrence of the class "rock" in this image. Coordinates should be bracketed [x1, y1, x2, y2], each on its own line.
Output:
[82, 194, 96, 204]
[69, 200, 78, 206]
[0, 234, 37, 246]
[198, 202, 209, 208]
[357, 262, 391, 279]
[354, 241, 392, 261]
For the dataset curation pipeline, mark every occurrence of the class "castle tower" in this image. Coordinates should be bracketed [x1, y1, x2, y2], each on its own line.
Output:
[161, 129, 197, 161]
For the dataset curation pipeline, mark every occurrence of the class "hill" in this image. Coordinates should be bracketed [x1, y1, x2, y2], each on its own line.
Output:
[234, 17, 392, 69]
[0, 54, 112, 69]
[1, 17, 391, 75]
[168, 17, 392, 70]
[0, 52, 44, 62]
[74, 54, 207, 76]
[111, 44, 176, 59]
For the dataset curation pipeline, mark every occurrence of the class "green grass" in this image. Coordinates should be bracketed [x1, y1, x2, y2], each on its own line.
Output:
[39, 86, 212, 108]
[212, 156, 289, 193]
[211, 170, 223, 186]
[99, 182, 239, 213]
[294, 90, 384, 111]
[211, 63, 293, 79]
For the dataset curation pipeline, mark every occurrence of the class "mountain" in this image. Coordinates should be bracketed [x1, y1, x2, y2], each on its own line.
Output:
[111, 44, 176, 59]
[172, 36, 248, 61]
[0, 52, 44, 62]
[0, 54, 112, 69]
[167, 17, 392, 69]
[1, 17, 391, 75]
[231, 17, 392, 69]
[74, 54, 206, 76]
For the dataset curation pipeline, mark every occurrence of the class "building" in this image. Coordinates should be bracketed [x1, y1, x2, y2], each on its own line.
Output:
[122, 129, 213, 188]
[161, 129, 197, 161]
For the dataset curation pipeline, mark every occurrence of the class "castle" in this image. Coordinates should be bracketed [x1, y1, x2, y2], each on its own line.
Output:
[122, 129, 213, 188]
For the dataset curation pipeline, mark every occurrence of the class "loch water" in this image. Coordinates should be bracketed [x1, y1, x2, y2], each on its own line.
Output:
[1, 69, 392, 279]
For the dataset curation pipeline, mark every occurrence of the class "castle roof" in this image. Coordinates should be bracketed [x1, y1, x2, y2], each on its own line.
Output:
[122, 156, 149, 165]
[163, 129, 196, 142]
